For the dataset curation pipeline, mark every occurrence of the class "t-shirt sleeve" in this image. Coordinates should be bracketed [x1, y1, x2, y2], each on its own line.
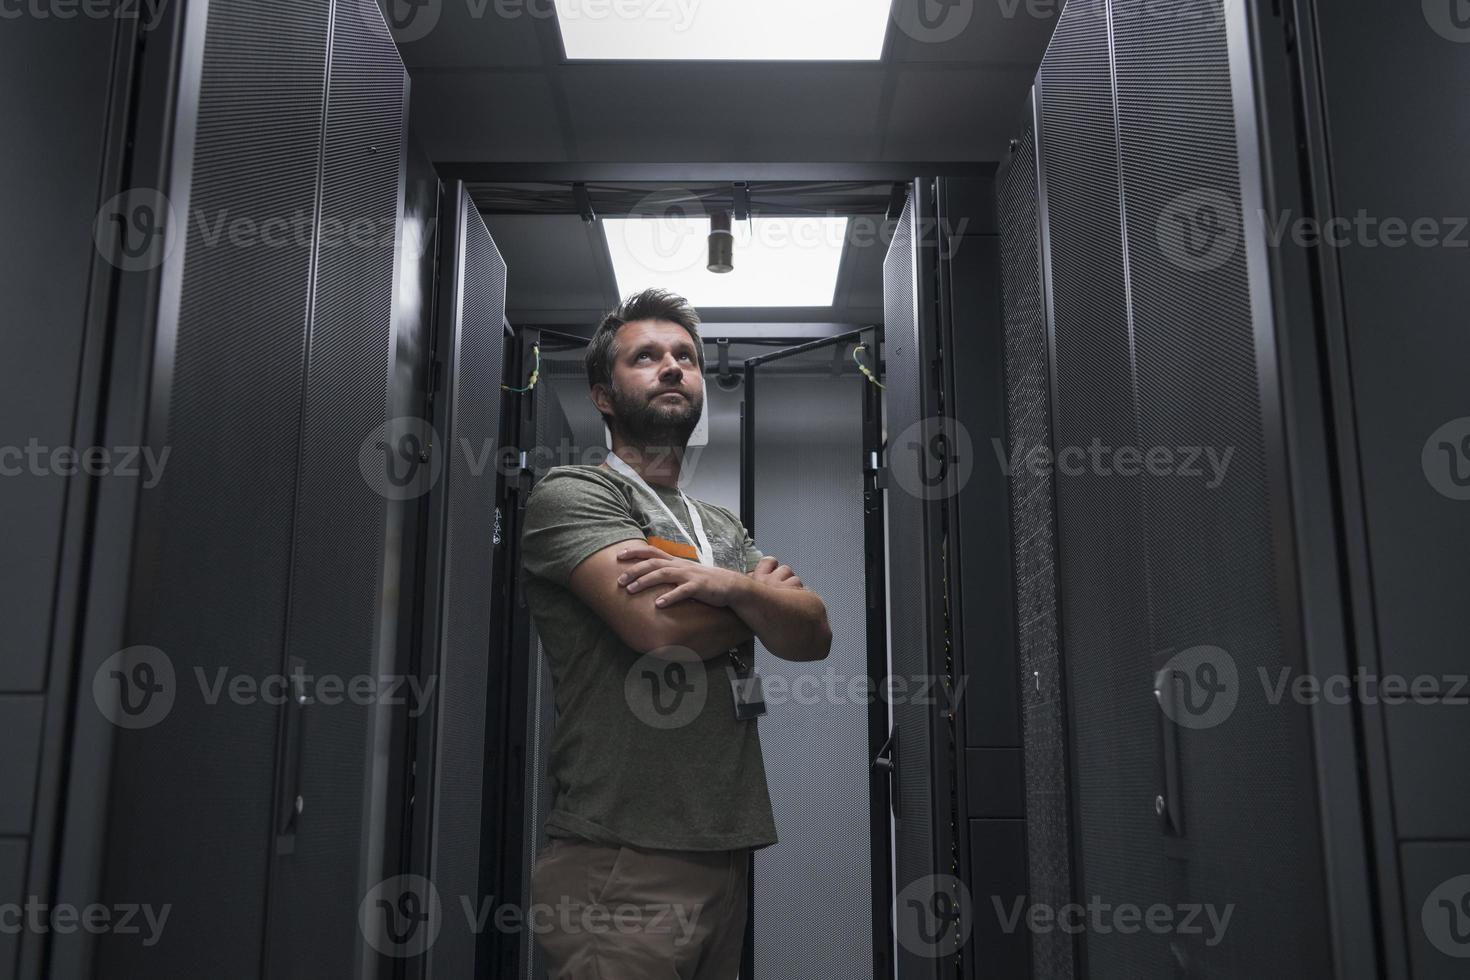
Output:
[740, 528, 765, 574]
[711, 503, 765, 573]
[520, 467, 648, 589]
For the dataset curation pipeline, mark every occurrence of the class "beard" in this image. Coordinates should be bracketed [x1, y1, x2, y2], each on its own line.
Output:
[607, 379, 703, 454]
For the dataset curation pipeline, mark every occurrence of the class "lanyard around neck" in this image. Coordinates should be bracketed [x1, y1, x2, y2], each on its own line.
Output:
[604, 451, 715, 567]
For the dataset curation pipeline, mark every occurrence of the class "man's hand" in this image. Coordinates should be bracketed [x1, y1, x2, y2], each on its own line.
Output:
[616, 544, 750, 608]
[748, 555, 804, 590]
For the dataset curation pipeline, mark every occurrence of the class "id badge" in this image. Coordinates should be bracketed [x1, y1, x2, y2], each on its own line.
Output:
[725, 662, 768, 720]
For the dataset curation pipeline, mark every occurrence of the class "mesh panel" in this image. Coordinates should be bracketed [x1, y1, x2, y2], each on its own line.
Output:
[266, 0, 405, 968]
[998, 120, 1077, 980]
[749, 341, 872, 980]
[1038, 4, 1172, 976]
[97, 1, 331, 974]
[427, 191, 508, 977]
[524, 344, 587, 980]
[881, 192, 944, 980]
[1110, 0, 1331, 974]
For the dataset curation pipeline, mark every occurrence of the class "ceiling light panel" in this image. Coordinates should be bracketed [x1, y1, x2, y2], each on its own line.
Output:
[603, 216, 849, 307]
[554, 0, 892, 61]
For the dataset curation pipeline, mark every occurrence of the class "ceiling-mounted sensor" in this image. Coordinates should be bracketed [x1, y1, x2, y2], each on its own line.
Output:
[708, 211, 734, 274]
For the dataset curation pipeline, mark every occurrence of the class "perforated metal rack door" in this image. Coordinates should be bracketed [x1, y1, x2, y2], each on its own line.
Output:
[881, 188, 952, 980]
[1036, 3, 1167, 976]
[93, 0, 334, 975]
[997, 101, 1078, 980]
[263, 0, 409, 972]
[423, 185, 509, 978]
[1110, 0, 1331, 975]
[523, 336, 591, 980]
[1033, 0, 1334, 977]
[745, 335, 876, 980]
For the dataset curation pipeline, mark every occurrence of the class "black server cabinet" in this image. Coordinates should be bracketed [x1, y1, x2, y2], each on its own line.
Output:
[31, 0, 423, 976]
[995, 0, 1403, 978]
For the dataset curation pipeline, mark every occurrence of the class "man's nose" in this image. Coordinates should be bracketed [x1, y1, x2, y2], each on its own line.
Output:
[657, 355, 683, 380]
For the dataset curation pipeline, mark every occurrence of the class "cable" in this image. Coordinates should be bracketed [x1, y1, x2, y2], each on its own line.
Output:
[852, 346, 882, 387]
[502, 343, 540, 392]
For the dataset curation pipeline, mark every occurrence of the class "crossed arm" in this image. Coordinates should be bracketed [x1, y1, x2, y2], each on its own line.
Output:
[566, 540, 832, 663]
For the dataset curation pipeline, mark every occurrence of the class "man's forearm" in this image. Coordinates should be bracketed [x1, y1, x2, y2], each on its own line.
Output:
[649, 587, 755, 660]
[727, 578, 831, 662]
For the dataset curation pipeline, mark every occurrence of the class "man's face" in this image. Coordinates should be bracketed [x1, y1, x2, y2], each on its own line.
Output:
[595, 318, 704, 451]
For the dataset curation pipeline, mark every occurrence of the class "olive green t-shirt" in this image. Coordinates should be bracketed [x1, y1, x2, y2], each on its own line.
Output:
[519, 462, 779, 852]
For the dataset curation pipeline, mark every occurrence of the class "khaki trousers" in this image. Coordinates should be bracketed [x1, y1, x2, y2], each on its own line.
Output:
[529, 836, 750, 980]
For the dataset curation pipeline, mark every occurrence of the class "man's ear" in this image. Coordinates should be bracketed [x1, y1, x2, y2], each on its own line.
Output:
[590, 382, 612, 417]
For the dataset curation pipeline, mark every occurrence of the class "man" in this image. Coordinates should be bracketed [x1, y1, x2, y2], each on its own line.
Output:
[521, 287, 831, 979]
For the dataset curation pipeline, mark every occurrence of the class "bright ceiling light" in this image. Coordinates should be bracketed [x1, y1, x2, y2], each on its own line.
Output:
[554, 0, 891, 61]
[603, 216, 849, 308]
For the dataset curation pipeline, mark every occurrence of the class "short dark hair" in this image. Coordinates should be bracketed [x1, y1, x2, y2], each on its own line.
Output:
[585, 288, 706, 395]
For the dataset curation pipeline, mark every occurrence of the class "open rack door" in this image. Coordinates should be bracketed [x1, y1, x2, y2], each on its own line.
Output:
[740, 327, 892, 980]
[878, 183, 963, 980]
